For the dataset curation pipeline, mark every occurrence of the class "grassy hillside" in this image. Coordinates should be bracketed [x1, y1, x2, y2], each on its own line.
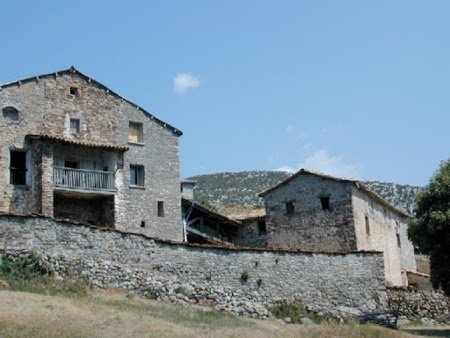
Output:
[0, 289, 419, 338]
[189, 171, 422, 214]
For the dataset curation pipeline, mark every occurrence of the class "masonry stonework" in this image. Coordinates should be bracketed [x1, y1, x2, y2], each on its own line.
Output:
[0, 214, 389, 321]
[263, 174, 356, 251]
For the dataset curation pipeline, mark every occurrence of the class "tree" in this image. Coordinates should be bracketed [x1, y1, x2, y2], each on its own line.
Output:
[408, 159, 450, 295]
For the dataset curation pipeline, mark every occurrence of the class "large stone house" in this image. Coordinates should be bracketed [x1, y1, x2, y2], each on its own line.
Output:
[253, 169, 417, 286]
[0, 67, 183, 241]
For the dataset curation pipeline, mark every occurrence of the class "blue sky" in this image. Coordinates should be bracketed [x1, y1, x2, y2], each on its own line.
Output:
[1, 1, 449, 186]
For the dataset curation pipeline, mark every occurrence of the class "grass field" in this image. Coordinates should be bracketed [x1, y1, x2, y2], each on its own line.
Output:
[0, 288, 416, 338]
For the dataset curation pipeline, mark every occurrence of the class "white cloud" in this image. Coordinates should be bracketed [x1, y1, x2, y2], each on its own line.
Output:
[275, 149, 360, 179]
[173, 73, 200, 93]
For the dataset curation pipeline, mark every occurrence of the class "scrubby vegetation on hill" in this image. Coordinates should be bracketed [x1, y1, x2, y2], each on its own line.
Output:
[189, 171, 422, 214]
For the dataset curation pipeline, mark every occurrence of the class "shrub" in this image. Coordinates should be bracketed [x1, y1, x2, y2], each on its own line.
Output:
[241, 270, 249, 282]
[0, 253, 47, 282]
[269, 300, 323, 324]
[145, 288, 159, 300]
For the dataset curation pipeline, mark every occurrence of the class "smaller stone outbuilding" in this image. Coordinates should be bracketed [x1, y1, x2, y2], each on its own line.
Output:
[254, 169, 417, 287]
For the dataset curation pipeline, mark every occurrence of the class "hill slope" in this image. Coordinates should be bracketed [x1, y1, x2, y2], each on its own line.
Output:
[189, 171, 421, 214]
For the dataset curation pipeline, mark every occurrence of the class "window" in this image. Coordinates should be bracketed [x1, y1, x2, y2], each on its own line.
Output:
[365, 215, 370, 236]
[157, 201, 164, 217]
[257, 220, 267, 235]
[320, 196, 330, 210]
[10, 151, 27, 185]
[396, 233, 401, 247]
[130, 165, 144, 186]
[285, 201, 295, 215]
[64, 160, 78, 169]
[141, 221, 146, 228]
[129, 122, 143, 143]
[70, 118, 80, 134]
[3, 107, 19, 122]
[69, 87, 79, 97]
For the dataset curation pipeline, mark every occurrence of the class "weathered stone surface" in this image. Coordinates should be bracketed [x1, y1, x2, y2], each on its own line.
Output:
[0, 214, 389, 320]
[387, 288, 450, 324]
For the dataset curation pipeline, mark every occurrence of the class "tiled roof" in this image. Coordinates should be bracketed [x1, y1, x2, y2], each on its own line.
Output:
[228, 208, 266, 221]
[258, 168, 411, 218]
[27, 134, 129, 151]
[0, 66, 182, 137]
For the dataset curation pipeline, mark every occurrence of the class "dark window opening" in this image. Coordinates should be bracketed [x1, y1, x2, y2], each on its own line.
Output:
[70, 87, 79, 97]
[365, 215, 370, 236]
[10, 151, 26, 185]
[396, 233, 401, 248]
[141, 221, 146, 228]
[157, 201, 164, 217]
[285, 201, 295, 215]
[320, 196, 330, 210]
[3, 107, 19, 122]
[130, 165, 144, 186]
[257, 220, 267, 235]
[64, 161, 78, 169]
[70, 118, 80, 134]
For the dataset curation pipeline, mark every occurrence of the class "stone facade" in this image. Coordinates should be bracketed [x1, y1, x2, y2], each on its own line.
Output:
[0, 68, 183, 240]
[262, 174, 356, 251]
[387, 288, 450, 324]
[0, 214, 389, 321]
[258, 169, 417, 286]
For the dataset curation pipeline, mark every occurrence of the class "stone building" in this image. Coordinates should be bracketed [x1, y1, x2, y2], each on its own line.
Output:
[0, 67, 183, 240]
[256, 168, 416, 286]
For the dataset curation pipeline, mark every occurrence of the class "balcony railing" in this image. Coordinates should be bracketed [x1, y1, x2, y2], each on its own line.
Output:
[53, 167, 115, 191]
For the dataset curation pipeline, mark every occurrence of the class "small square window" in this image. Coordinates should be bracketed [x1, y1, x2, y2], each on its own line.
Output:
[157, 201, 164, 217]
[320, 196, 330, 210]
[129, 122, 143, 143]
[70, 118, 80, 134]
[257, 220, 267, 235]
[130, 165, 144, 186]
[141, 221, 146, 228]
[70, 87, 79, 97]
[285, 201, 295, 215]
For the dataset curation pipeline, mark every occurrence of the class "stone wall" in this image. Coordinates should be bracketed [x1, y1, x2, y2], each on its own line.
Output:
[0, 214, 388, 320]
[264, 174, 356, 251]
[387, 288, 450, 324]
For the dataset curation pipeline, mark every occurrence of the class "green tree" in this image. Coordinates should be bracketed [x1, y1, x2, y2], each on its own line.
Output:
[408, 159, 450, 295]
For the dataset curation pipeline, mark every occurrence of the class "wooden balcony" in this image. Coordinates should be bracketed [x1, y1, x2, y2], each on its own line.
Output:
[53, 167, 115, 192]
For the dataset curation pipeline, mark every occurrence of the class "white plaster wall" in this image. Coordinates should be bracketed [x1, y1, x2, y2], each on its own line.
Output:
[351, 186, 416, 286]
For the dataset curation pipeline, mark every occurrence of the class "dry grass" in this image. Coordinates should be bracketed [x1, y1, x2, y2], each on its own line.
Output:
[0, 289, 414, 338]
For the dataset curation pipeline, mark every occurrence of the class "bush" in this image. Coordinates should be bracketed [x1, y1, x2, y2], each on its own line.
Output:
[0, 253, 47, 282]
[241, 270, 249, 281]
[269, 300, 323, 324]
